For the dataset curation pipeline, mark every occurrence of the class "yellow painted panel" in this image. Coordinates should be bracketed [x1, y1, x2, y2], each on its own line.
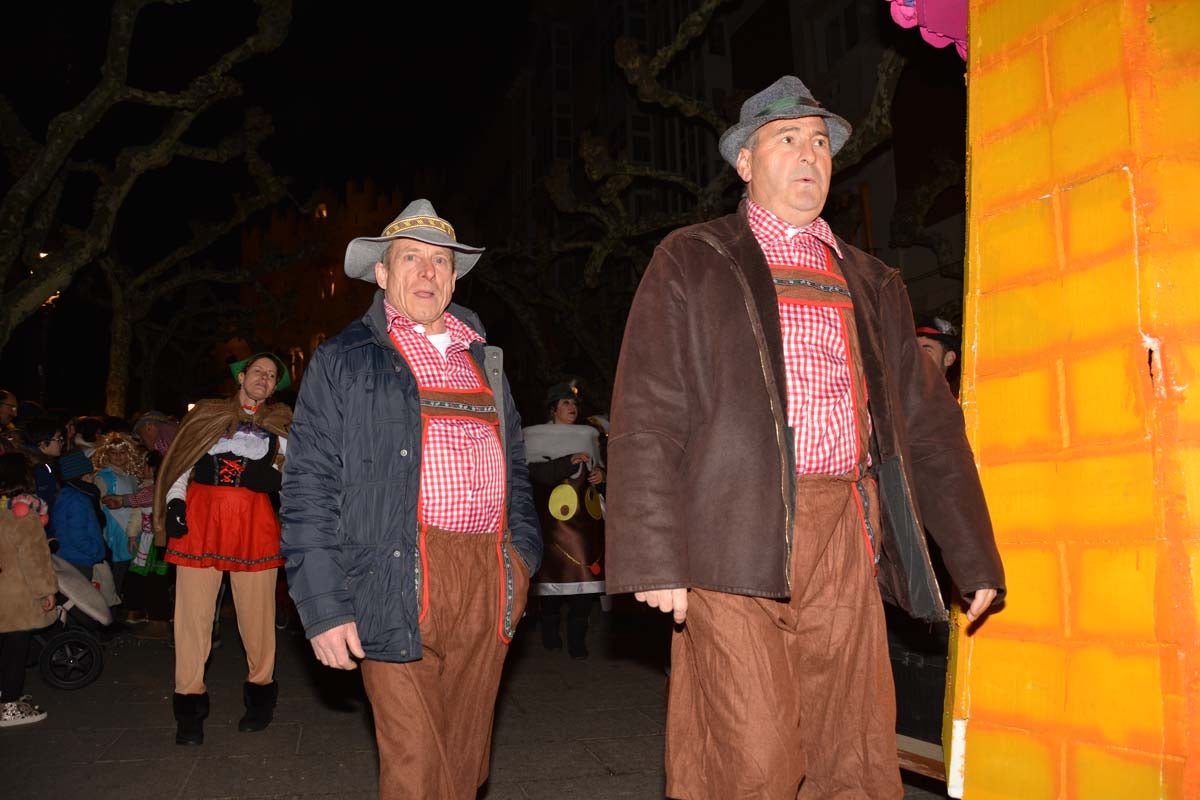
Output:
[962, 724, 1057, 800]
[974, 368, 1060, 457]
[979, 545, 1063, 633]
[979, 460, 1058, 537]
[1047, 2, 1124, 100]
[1178, 345, 1200, 425]
[1051, 84, 1131, 183]
[1137, 246, 1200, 332]
[971, 44, 1046, 139]
[980, 452, 1156, 537]
[1138, 159, 1200, 240]
[1180, 448, 1200, 532]
[1063, 345, 1146, 444]
[970, 638, 1067, 725]
[975, 281, 1063, 366]
[971, 2, 1042, 59]
[1146, 0, 1200, 64]
[1188, 541, 1200, 642]
[1072, 744, 1178, 799]
[972, 122, 1053, 208]
[1072, 544, 1158, 640]
[1056, 451, 1156, 534]
[1138, 69, 1200, 158]
[1060, 170, 1135, 264]
[973, 195, 1057, 293]
[1064, 645, 1163, 746]
[1059, 255, 1142, 348]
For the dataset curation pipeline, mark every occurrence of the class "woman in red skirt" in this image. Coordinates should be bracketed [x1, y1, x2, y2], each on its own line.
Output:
[152, 353, 292, 745]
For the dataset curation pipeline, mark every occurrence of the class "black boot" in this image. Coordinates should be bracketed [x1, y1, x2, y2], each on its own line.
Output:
[567, 616, 589, 660]
[541, 595, 563, 651]
[237, 681, 278, 733]
[173, 692, 209, 745]
[566, 595, 592, 660]
[541, 613, 562, 650]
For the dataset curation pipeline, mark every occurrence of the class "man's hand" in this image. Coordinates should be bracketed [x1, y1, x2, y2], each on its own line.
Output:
[587, 466, 605, 485]
[964, 588, 999, 623]
[102, 495, 125, 509]
[634, 587, 689, 624]
[310, 621, 365, 670]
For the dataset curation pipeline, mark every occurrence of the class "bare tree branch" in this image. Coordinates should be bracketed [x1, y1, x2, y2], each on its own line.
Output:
[614, 0, 737, 133]
[889, 156, 963, 277]
[833, 48, 907, 174]
[0, 0, 292, 350]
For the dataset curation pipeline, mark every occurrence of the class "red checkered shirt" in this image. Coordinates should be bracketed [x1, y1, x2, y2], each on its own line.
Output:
[385, 302, 506, 533]
[746, 200, 864, 476]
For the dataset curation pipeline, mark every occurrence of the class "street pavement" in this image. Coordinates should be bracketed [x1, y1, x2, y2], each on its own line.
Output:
[2, 600, 948, 799]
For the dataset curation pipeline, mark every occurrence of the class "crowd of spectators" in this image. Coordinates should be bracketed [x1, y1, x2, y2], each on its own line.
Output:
[0, 389, 179, 728]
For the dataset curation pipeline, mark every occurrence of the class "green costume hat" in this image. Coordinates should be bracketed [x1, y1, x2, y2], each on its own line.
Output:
[229, 352, 292, 392]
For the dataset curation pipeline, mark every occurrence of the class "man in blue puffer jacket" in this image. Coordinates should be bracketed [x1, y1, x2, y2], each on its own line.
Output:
[281, 199, 541, 800]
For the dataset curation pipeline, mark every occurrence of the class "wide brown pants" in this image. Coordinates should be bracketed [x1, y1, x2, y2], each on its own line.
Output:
[174, 565, 276, 694]
[361, 530, 530, 800]
[665, 475, 902, 800]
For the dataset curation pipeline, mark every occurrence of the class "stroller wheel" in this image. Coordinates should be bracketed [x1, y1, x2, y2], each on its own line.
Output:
[38, 630, 104, 690]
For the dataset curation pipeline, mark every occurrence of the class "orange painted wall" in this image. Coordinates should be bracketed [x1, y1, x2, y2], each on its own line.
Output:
[958, 0, 1200, 797]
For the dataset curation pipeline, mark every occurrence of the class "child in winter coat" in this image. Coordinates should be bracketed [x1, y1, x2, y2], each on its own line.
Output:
[48, 450, 105, 580]
[0, 452, 58, 727]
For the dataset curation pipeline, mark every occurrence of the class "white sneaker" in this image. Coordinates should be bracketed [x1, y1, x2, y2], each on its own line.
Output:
[0, 699, 48, 727]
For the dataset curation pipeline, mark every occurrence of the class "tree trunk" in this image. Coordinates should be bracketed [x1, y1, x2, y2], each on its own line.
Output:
[105, 285, 132, 417]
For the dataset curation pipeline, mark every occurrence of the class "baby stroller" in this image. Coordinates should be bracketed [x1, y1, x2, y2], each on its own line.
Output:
[27, 555, 113, 690]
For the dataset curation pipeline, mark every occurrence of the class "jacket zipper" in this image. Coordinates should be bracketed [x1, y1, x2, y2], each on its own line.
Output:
[480, 345, 517, 641]
[692, 232, 793, 592]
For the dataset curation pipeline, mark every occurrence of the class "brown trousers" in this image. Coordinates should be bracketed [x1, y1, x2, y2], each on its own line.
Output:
[174, 565, 277, 694]
[361, 530, 530, 800]
[665, 475, 902, 800]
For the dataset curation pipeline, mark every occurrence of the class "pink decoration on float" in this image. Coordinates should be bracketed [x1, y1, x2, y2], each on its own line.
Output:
[887, 0, 967, 60]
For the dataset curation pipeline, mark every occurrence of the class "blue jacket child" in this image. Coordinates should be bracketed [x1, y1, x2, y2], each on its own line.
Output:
[48, 451, 105, 576]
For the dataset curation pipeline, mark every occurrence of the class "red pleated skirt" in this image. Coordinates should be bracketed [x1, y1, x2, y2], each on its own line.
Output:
[165, 483, 283, 572]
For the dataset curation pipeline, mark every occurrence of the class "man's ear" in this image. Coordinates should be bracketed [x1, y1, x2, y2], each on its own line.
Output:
[944, 350, 958, 370]
[735, 148, 753, 183]
[374, 261, 388, 290]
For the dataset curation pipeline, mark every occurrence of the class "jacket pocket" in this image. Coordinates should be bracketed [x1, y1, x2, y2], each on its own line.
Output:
[876, 456, 946, 622]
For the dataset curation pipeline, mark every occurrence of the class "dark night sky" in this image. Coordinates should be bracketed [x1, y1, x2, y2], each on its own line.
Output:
[2, 2, 531, 186]
[242, 2, 532, 191]
[2, 2, 967, 418]
[0, 1, 534, 415]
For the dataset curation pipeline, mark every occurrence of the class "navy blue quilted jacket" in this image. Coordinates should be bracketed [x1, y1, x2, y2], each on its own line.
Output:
[280, 291, 542, 662]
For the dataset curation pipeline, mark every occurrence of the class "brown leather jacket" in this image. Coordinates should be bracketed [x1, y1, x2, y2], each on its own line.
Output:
[605, 205, 1005, 621]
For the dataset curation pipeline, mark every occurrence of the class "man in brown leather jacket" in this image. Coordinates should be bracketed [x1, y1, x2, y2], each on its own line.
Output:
[606, 75, 1006, 799]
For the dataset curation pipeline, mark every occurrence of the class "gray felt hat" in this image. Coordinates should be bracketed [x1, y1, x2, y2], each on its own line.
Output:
[344, 199, 485, 281]
[717, 76, 853, 167]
